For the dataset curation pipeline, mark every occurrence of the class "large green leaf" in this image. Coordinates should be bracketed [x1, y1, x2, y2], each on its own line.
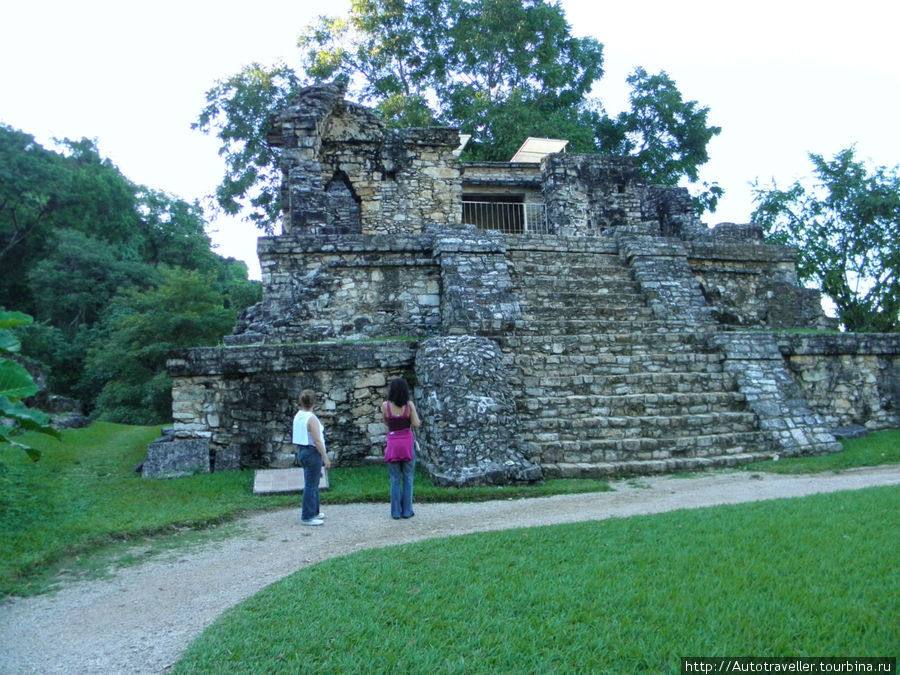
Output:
[0, 328, 21, 354]
[0, 358, 39, 400]
[0, 310, 34, 330]
[0, 426, 42, 461]
[0, 424, 44, 462]
[0, 396, 56, 432]
[0, 423, 13, 441]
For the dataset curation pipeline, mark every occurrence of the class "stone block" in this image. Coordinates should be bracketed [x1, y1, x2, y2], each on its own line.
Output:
[214, 445, 241, 471]
[355, 372, 387, 388]
[142, 438, 210, 479]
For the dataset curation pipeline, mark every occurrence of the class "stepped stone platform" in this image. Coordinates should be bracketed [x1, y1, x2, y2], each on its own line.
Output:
[147, 83, 897, 485]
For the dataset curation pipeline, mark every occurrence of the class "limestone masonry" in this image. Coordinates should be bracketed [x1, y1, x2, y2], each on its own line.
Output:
[145, 83, 899, 484]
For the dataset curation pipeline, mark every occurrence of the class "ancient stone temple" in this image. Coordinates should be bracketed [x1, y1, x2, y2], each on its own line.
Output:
[143, 82, 899, 484]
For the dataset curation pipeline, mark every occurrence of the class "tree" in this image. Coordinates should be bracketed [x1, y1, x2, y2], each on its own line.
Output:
[0, 127, 71, 310]
[0, 311, 60, 461]
[50, 137, 143, 246]
[193, 64, 302, 232]
[299, 0, 443, 118]
[87, 269, 239, 424]
[0, 127, 144, 316]
[13, 319, 86, 398]
[595, 68, 723, 212]
[1, 126, 261, 417]
[300, 0, 604, 129]
[27, 228, 156, 333]
[752, 147, 900, 332]
[197, 0, 721, 230]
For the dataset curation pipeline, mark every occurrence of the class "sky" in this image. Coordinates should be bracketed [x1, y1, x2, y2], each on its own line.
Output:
[3, 0, 898, 280]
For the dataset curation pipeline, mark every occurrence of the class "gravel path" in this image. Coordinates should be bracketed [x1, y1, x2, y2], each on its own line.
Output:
[2, 465, 899, 674]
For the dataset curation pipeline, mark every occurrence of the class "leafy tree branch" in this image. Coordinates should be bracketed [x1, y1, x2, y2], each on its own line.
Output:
[753, 147, 900, 332]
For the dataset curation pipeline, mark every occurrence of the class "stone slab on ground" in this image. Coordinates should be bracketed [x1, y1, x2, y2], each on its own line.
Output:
[252, 468, 330, 494]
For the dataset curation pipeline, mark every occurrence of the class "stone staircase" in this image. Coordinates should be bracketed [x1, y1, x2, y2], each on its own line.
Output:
[499, 237, 774, 477]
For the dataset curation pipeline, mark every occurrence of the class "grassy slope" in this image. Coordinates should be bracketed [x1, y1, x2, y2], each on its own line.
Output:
[741, 429, 900, 474]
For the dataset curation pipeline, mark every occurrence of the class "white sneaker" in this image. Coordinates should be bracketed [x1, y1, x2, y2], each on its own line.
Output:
[301, 518, 324, 526]
[315, 512, 325, 519]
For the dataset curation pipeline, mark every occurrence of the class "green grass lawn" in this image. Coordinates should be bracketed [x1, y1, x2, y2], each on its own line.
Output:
[172, 486, 899, 673]
[1, 424, 898, 600]
[0, 422, 611, 596]
[741, 429, 900, 474]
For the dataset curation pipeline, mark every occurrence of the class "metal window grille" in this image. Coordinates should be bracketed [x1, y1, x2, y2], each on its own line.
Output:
[462, 201, 549, 235]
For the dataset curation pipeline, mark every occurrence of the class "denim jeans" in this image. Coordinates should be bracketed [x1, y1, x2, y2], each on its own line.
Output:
[297, 446, 322, 521]
[387, 455, 415, 518]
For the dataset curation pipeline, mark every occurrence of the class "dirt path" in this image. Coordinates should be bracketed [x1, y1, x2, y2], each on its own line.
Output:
[2, 465, 899, 674]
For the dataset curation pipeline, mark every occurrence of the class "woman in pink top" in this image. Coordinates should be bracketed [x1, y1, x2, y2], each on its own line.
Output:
[382, 378, 421, 519]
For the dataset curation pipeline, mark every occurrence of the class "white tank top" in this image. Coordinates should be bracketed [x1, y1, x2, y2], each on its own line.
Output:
[292, 410, 325, 449]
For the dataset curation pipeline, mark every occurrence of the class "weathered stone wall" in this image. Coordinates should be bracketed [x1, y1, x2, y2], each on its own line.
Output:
[414, 335, 541, 486]
[156, 230, 898, 478]
[776, 333, 900, 431]
[689, 242, 834, 329]
[542, 155, 644, 235]
[711, 332, 841, 457]
[364, 127, 462, 234]
[228, 228, 522, 345]
[149, 86, 898, 481]
[228, 234, 440, 344]
[433, 226, 522, 336]
[462, 161, 542, 197]
[164, 341, 417, 471]
[641, 185, 705, 237]
[617, 235, 713, 324]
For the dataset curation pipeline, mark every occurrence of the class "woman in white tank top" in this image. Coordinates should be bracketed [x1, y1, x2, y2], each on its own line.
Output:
[293, 390, 331, 525]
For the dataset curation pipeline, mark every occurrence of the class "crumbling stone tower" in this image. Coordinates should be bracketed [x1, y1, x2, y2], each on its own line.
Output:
[268, 82, 461, 236]
[144, 83, 899, 483]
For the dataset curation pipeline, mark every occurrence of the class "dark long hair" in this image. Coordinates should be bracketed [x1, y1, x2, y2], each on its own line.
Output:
[387, 378, 410, 407]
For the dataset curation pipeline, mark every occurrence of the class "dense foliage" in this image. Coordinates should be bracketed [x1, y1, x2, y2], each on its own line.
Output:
[753, 147, 900, 332]
[0, 125, 261, 422]
[0, 311, 60, 461]
[195, 0, 722, 230]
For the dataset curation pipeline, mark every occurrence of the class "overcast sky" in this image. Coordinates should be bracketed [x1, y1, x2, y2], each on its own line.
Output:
[3, 0, 898, 279]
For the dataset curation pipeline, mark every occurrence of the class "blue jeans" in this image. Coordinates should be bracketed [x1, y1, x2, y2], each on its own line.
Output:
[387, 455, 415, 518]
[298, 446, 322, 521]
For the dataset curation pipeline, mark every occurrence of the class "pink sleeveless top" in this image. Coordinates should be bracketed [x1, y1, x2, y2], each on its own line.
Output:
[385, 402, 411, 432]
